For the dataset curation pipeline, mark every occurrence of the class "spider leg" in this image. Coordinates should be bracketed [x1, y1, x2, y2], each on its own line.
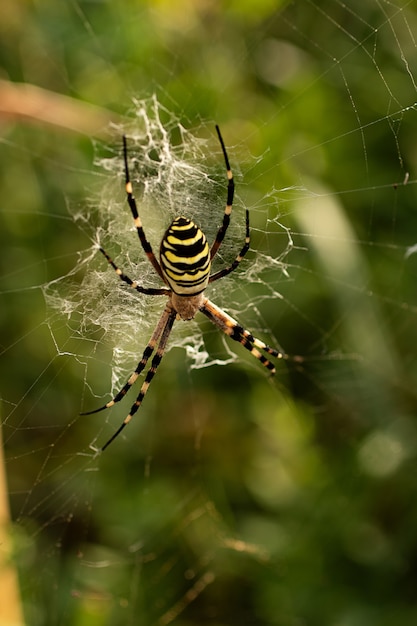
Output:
[209, 208, 249, 283]
[123, 135, 166, 281]
[81, 303, 173, 418]
[98, 246, 170, 296]
[100, 305, 177, 451]
[210, 126, 235, 261]
[200, 298, 286, 374]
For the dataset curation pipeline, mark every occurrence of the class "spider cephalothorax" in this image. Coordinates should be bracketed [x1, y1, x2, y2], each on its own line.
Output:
[82, 127, 285, 450]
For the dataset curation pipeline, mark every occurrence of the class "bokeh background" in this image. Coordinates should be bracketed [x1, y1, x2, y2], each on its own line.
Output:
[2, 1, 417, 625]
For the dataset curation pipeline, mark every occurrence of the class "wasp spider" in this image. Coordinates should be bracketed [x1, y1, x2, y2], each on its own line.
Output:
[83, 127, 286, 451]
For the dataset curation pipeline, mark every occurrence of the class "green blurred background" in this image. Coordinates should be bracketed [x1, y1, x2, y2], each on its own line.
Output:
[2, 1, 417, 625]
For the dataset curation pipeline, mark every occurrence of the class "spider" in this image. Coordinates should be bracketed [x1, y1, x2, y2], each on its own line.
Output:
[82, 126, 286, 451]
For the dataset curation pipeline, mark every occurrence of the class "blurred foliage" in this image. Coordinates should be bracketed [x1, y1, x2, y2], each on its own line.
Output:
[2, 1, 417, 625]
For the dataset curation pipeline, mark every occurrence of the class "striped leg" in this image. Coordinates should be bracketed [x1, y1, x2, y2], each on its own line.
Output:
[210, 125, 235, 260]
[123, 136, 165, 281]
[100, 305, 177, 451]
[98, 246, 170, 296]
[209, 208, 249, 283]
[81, 304, 173, 418]
[200, 299, 286, 374]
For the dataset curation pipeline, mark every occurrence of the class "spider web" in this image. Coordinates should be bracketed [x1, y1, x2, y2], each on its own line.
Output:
[2, 2, 417, 625]
[43, 94, 292, 397]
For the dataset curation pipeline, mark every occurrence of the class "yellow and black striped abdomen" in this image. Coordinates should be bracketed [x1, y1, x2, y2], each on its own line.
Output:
[160, 217, 211, 295]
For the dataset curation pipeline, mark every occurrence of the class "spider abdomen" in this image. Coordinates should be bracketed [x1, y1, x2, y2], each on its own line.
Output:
[160, 217, 211, 296]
